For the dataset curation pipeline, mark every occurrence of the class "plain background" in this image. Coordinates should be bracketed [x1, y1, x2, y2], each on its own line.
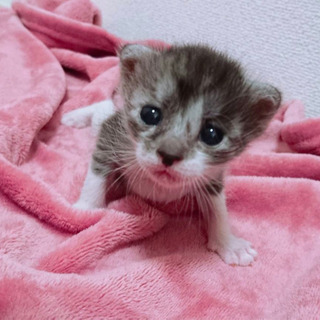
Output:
[2, 0, 319, 117]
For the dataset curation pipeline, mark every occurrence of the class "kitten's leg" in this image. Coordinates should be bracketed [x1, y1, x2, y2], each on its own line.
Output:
[61, 105, 96, 128]
[206, 192, 257, 266]
[73, 162, 107, 210]
[61, 99, 115, 133]
[91, 100, 115, 135]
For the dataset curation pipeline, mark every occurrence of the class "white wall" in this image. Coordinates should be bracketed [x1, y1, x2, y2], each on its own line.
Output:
[0, 0, 10, 6]
[93, 0, 320, 117]
[2, 0, 319, 116]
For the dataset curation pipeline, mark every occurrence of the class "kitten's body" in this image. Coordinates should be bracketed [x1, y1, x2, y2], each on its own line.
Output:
[62, 44, 281, 266]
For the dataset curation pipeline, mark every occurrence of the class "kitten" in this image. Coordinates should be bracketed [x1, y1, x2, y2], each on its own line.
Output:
[62, 44, 281, 266]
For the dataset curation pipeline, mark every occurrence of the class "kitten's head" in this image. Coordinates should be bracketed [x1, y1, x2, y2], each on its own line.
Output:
[118, 44, 281, 187]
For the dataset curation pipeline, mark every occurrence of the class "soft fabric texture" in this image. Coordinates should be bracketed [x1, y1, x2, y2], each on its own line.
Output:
[0, 1, 319, 319]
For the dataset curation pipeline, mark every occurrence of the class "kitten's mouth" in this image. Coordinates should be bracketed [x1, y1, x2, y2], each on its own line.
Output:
[148, 166, 181, 184]
[154, 169, 176, 179]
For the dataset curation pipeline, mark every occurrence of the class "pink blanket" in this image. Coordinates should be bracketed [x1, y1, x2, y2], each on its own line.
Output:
[1, 1, 319, 318]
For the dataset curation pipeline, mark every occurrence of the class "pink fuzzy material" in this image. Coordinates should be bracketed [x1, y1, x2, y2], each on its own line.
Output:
[0, 1, 319, 318]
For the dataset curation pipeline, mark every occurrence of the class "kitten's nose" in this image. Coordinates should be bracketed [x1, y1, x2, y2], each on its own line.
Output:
[157, 150, 182, 167]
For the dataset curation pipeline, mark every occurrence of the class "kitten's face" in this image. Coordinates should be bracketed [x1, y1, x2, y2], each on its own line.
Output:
[119, 44, 281, 187]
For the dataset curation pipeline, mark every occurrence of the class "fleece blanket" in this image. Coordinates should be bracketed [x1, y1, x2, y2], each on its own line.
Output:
[0, 1, 320, 319]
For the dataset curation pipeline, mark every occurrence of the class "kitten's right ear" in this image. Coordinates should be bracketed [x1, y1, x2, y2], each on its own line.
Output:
[119, 44, 154, 74]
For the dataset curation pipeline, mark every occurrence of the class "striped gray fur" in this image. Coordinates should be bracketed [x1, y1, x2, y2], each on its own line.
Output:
[92, 44, 281, 199]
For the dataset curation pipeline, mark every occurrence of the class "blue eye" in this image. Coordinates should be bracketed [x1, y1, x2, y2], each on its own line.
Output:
[140, 105, 162, 125]
[200, 123, 224, 146]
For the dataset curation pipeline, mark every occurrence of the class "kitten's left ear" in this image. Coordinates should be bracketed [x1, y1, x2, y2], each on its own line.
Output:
[245, 82, 282, 138]
[118, 44, 154, 74]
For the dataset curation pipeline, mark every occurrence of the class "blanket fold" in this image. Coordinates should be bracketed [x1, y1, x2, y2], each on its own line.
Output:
[0, 1, 319, 319]
[0, 8, 66, 165]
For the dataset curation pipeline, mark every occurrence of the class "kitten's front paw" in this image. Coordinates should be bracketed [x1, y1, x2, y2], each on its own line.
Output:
[72, 200, 96, 211]
[61, 110, 90, 128]
[208, 235, 257, 266]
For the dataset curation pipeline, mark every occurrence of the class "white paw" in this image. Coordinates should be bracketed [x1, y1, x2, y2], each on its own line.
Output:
[91, 100, 115, 134]
[72, 200, 96, 211]
[209, 235, 257, 266]
[61, 110, 91, 128]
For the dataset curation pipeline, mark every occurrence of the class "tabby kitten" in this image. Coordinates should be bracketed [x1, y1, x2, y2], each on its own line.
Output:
[62, 44, 281, 266]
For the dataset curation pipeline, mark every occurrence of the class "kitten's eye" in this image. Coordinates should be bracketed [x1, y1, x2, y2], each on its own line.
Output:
[200, 123, 224, 146]
[140, 105, 162, 125]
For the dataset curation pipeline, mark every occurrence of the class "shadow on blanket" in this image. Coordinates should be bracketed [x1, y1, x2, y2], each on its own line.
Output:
[0, 1, 319, 319]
